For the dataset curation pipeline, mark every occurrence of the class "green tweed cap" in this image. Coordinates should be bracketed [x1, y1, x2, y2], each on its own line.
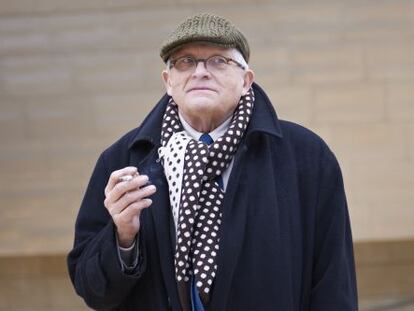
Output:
[160, 13, 250, 63]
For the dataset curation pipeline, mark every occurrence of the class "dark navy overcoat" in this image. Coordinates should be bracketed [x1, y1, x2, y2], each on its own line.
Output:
[68, 83, 358, 311]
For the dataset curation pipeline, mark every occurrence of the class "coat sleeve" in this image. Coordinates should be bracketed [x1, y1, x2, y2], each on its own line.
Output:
[309, 148, 358, 311]
[67, 152, 147, 310]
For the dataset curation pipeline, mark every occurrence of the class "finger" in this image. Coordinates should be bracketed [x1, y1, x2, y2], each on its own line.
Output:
[112, 199, 152, 226]
[109, 174, 150, 204]
[105, 166, 138, 196]
[105, 171, 146, 205]
[104, 175, 145, 214]
[118, 184, 156, 211]
[109, 184, 156, 215]
[121, 199, 153, 220]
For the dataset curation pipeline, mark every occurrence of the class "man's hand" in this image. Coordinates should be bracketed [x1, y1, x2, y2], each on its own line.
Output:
[104, 166, 156, 248]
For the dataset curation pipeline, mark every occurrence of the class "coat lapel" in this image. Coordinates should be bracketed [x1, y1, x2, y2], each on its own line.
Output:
[131, 148, 182, 310]
[150, 169, 182, 310]
[128, 95, 182, 309]
[208, 144, 249, 311]
[208, 84, 283, 310]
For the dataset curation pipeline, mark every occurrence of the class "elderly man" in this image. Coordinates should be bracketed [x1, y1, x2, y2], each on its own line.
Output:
[68, 13, 358, 311]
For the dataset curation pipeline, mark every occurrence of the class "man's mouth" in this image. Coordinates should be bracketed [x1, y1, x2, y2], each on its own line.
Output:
[187, 87, 215, 93]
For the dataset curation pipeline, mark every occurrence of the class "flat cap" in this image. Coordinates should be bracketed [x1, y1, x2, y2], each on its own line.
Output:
[160, 13, 250, 63]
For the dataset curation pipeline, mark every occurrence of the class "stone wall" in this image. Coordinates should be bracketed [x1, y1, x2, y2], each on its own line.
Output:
[2, 0, 413, 256]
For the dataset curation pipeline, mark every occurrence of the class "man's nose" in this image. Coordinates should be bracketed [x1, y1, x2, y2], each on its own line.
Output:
[192, 60, 210, 76]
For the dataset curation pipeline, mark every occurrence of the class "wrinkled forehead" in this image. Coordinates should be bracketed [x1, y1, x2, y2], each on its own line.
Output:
[168, 42, 237, 60]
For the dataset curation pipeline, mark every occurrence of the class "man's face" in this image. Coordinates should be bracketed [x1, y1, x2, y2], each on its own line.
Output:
[162, 44, 254, 132]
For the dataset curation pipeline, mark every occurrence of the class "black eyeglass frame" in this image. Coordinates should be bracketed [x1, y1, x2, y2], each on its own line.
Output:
[169, 55, 246, 72]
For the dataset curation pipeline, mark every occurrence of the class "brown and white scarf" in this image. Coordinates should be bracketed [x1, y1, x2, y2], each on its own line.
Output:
[158, 88, 254, 299]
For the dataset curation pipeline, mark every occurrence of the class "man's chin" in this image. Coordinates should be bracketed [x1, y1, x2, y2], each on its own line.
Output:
[185, 97, 216, 109]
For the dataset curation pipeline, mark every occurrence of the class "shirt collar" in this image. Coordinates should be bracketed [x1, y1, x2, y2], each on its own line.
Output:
[178, 111, 232, 142]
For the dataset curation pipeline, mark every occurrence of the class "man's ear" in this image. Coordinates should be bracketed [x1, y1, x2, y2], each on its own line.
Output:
[241, 69, 255, 95]
[162, 70, 173, 96]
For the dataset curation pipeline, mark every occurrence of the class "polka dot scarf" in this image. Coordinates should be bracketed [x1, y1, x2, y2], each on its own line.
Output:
[158, 88, 254, 299]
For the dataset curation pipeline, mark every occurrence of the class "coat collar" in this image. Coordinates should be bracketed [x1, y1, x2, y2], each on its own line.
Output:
[128, 82, 283, 151]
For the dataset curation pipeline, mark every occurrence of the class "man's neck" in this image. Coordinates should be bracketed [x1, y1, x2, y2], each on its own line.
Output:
[178, 111, 232, 141]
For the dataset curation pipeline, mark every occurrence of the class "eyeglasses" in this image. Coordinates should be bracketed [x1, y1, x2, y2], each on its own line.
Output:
[169, 55, 246, 73]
